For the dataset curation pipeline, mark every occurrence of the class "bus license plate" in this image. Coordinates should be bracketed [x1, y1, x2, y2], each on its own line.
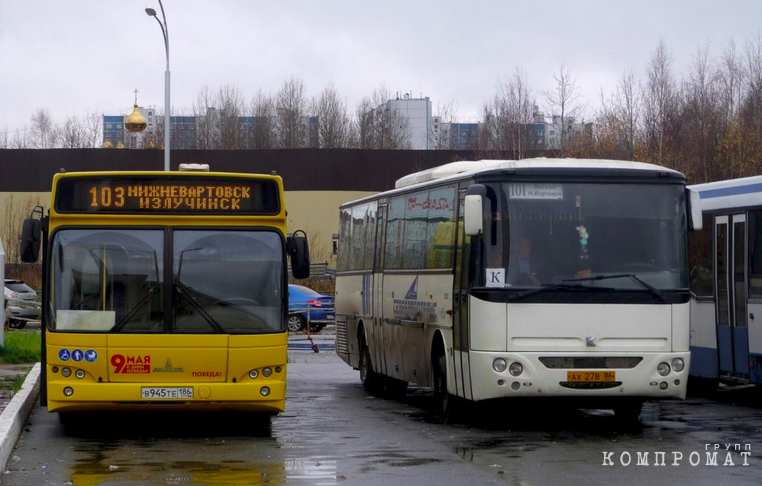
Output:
[141, 387, 194, 400]
[567, 371, 616, 382]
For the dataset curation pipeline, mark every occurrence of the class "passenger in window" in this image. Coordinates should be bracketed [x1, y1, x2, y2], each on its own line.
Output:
[514, 237, 541, 286]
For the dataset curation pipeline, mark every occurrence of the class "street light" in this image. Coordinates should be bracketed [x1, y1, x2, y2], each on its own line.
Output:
[145, 2, 170, 171]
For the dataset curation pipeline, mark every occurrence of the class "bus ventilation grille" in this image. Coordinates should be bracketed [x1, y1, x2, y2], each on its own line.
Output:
[336, 320, 349, 355]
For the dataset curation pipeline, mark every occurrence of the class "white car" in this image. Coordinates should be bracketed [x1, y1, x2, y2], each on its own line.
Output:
[4, 279, 40, 329]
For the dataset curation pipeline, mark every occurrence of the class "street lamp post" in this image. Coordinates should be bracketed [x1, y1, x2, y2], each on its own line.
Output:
[145, 2, 170, 171]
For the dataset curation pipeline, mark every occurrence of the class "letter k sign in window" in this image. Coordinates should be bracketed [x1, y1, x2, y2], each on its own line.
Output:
[486, 268, 505, 288]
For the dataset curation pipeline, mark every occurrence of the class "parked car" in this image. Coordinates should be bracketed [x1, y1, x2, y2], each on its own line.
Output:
[4, 279, 40, 329]
[287, 284, 334, 332]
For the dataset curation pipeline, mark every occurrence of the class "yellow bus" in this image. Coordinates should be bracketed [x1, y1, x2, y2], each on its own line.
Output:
[20, 167, 310, 420]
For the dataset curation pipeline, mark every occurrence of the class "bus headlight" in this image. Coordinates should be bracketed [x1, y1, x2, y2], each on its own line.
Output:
[260, 387, 270, 397]
[262, 367, 272, 377]
[62, 368, 72, 378]
[492, 358, 507, 372]
[657, 362, 671, 376]
[75, 370, 85, 379]
[63, 387, 74, 397]
[509, 362, 523, 376]
[671, 358, 685, 372]
[249, 370, 259, 379]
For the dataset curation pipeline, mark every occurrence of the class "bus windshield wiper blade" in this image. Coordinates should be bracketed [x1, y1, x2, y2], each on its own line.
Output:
[506, 283, 593, 301]
[174, 281, 226, 333]
[112, 284, 160, 332]
[562, 273, 665, 302]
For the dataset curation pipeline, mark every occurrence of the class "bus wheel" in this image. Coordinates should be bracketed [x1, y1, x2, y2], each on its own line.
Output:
[613, 401, 643, 424]
[287, 315, 305, 332]
[8, 319, 26, 329]
[359, 340, 382, 394]
[434, 355, 452, 417]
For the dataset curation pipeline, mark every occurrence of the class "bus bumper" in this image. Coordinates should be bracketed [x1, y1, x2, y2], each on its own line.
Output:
[467, 351, 690, 401]
[46, 381, 286, 413]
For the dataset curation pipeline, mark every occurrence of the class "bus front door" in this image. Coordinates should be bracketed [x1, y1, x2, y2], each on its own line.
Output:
[715, 214, 751, 379]
[373, 205, 388, 376]
[452, 190, 472, 400]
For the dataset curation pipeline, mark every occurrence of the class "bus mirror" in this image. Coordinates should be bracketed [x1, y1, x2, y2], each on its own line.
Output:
[20, 218, 41, 263]
[288, 231, 310, 279]
[464, 195, 483, 236]
[687, 189, 702, 231]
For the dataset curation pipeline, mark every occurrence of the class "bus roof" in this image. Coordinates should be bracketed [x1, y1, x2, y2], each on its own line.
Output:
[341, 158, 682, 209]
[689, 175, 762, 212]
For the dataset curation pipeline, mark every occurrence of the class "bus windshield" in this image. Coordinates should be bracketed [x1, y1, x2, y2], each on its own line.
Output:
[50, 229, 284, 333]
[481, 182, 688, 290]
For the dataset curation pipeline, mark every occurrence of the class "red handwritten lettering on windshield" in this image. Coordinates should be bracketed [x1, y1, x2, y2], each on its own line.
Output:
[406, 197, 453, 211]
[111, 354, 151, 374]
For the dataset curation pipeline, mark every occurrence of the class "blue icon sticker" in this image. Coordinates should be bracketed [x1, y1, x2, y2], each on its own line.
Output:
[71, 349, 84, 362]
[85, 350, 98, 363]
[58, 349, 71, 362]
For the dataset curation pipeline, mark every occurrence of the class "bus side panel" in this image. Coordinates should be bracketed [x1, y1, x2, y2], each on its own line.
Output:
[689, 298, 719, 379]
[749, 299, 762, 384]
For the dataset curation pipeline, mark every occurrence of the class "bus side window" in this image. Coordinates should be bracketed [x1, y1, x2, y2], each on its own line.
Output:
[749, 211, 762, 299]
[690, 214, 713, 297]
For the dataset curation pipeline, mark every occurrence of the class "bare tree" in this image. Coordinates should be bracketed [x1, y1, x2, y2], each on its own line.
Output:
[717, 39, 743, 124]
[545, 63, 583, 155]
[215, 84, 245, 149]
[312, 84, 351, 148]
[643, 40, 676, 165]
[85, 112, 102, 148]
[29, 108, 57, 148]
[433, 99, 459, 149]
[193, 86, 218, 150]
[356, 87, 410, 150]
[10, 129, 29, 148]
[595, 68, 642, 160]
[355, 97, 375, 148]
[0, 130, 7, 148]
[276, 77, 308, 149]
[251, 90, 277, 149]
[59, 116, 89, 148]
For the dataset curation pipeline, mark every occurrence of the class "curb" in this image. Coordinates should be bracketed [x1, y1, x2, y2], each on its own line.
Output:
[0, 363, 40, 473]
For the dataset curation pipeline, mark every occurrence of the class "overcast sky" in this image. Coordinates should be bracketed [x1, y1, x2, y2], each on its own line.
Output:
[1, 0, 761, 134]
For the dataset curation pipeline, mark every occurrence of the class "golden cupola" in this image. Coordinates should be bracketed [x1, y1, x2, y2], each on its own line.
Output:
[125, 103, 148, 133]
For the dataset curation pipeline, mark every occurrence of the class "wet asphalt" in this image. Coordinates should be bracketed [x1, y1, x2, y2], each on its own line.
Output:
[2, 343, 761, 486]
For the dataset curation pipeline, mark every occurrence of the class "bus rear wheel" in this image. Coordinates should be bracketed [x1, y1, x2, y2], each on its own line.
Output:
[359, 339, 383, 394]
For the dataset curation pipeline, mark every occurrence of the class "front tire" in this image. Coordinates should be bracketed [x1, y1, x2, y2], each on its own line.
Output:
[8, 319, 26, 329]
[309, 323, 325, 333]
[434, 355, 452, 418]
[287, 314, 305, 332]
[613, 401, 643, 424]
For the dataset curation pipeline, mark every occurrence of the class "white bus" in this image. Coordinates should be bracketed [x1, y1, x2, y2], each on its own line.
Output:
[688, 175, 762, 387]
[335, 159, 701, 421]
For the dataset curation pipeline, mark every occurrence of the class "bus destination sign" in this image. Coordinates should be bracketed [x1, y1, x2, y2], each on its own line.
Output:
[55, 177, 280, 215]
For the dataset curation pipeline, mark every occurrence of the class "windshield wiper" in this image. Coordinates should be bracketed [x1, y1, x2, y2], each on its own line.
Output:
[506, 283, 601, 301]
[174, 280, 226, 333]
[111, 284, 161, 332]
[562, 273, 666, 302]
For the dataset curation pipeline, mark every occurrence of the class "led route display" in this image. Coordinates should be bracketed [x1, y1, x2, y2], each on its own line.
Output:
[55, 176, 280, 215]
